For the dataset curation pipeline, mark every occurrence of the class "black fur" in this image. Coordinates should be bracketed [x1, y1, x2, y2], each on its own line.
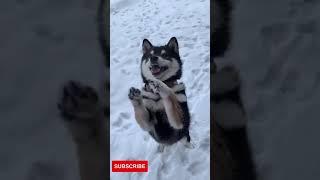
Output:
[213, 85, 244, 109]
[147, 101, 191, 145]
[213, 77, 257, 180]
[97, 0, 109, 66]
[139, 38, 191, 145]
[212, 0, 232, 58]
[223, 127, 257, 180]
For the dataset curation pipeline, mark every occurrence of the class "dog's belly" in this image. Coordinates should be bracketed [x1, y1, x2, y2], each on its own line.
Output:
[148, 110, 187, 145]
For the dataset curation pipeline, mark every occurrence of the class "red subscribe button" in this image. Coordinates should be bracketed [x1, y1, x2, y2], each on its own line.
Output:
[112, 160, 148, 172]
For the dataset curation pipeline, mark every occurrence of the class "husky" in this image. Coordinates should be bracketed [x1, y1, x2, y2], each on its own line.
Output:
[128, 37, 192, 151]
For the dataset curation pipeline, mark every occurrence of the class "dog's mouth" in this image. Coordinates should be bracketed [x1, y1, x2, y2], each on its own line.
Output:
[150, 64, 168, 76]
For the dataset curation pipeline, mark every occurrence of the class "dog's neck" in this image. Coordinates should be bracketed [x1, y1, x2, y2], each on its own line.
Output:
[144, 79, 178, 90]
[164, 80, 178, 88]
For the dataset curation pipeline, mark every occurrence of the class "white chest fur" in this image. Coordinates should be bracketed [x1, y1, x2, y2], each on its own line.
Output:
[142, 82, 187, 111]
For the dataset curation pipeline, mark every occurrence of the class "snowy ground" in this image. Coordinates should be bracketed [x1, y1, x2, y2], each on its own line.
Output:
[110, 0, 210, 180]
[0, 1, 104, 180]
[216, 0, 320, 179]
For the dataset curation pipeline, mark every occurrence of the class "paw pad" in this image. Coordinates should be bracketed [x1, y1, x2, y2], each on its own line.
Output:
[57, 80, 100, 121]
[128, 87, 141, 100]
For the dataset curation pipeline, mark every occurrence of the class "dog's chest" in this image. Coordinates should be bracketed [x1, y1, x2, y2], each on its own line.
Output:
[143, 98, 164, 111]
[141, 82, 187, 111]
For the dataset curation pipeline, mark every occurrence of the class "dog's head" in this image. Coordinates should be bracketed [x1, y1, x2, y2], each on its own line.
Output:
[140, 37, 182, 83]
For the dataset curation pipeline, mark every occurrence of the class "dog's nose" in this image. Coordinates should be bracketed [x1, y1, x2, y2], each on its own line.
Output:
[150, 56, 158, 63]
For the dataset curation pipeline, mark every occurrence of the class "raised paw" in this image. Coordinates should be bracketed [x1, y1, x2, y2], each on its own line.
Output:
[148, 79, 171, 98]
[213, 65, 240, 95]
[147, 79, 162, 94]
[128, 87, 143, 106]
[128, 87, 141, 100]
[58, 80, 102, 121]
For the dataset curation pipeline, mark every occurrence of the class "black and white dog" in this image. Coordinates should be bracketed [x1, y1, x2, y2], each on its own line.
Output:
[128, 37, 192, 151]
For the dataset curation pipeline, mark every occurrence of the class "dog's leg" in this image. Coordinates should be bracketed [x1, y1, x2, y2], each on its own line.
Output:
[213, 65, 247, 129]
[149, 80, 184, 129]
[213, 65, 240, 95]
[128, 87, 153, 131]
[58, 81, 107, 180]
[213, 65, 257, 179]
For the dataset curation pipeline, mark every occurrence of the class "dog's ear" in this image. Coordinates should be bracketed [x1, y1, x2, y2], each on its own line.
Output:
[142, 39, 153, 54]
[167, 37, 179, 55]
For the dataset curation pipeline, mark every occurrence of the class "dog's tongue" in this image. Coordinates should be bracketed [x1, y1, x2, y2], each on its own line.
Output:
[151, 66, 161, 74]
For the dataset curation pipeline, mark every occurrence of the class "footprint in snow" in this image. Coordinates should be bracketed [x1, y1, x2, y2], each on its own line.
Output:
[202, 68, 209, 72]
[113, 112, 130, 127]
[199, 137, 210, 152]
[122, 123, 132, 130]
[191, 69, 200, 75]
[183, 53, 189, 57]
[187, 161, 203, 175]
[197, 83, 204, 92]
[120, 112, 130, 119]
[112, 116, 123, 127]
[121, 69, 130, 75]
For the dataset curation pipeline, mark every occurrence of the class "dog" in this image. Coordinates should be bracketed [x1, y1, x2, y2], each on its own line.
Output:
[128, 37, 192, 151]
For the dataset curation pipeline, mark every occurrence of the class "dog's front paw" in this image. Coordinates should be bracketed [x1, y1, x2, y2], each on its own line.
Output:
[148, 79, 171, 98]
[58, 81, 101, 120]
[128, 87, 142, 105]
[147, 80, 160, 94]
[58, 81, 103, 142]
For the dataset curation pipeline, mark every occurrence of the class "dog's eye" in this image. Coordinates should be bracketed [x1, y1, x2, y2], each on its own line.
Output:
[162, 53, 169, 58]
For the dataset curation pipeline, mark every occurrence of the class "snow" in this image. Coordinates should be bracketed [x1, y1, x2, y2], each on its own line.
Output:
[216, 0, 320, 179]
[0, 1, 104, 180]
[110, 0, 210, 180]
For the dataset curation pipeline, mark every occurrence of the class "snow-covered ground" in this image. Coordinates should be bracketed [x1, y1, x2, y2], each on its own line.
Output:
[216, 0, 320, 179]
[0, 1, 104, 180]
[110, 0, 210, 180]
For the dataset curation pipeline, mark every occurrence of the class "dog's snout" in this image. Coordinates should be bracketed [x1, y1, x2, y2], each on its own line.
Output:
[150, 56, 158, 63]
